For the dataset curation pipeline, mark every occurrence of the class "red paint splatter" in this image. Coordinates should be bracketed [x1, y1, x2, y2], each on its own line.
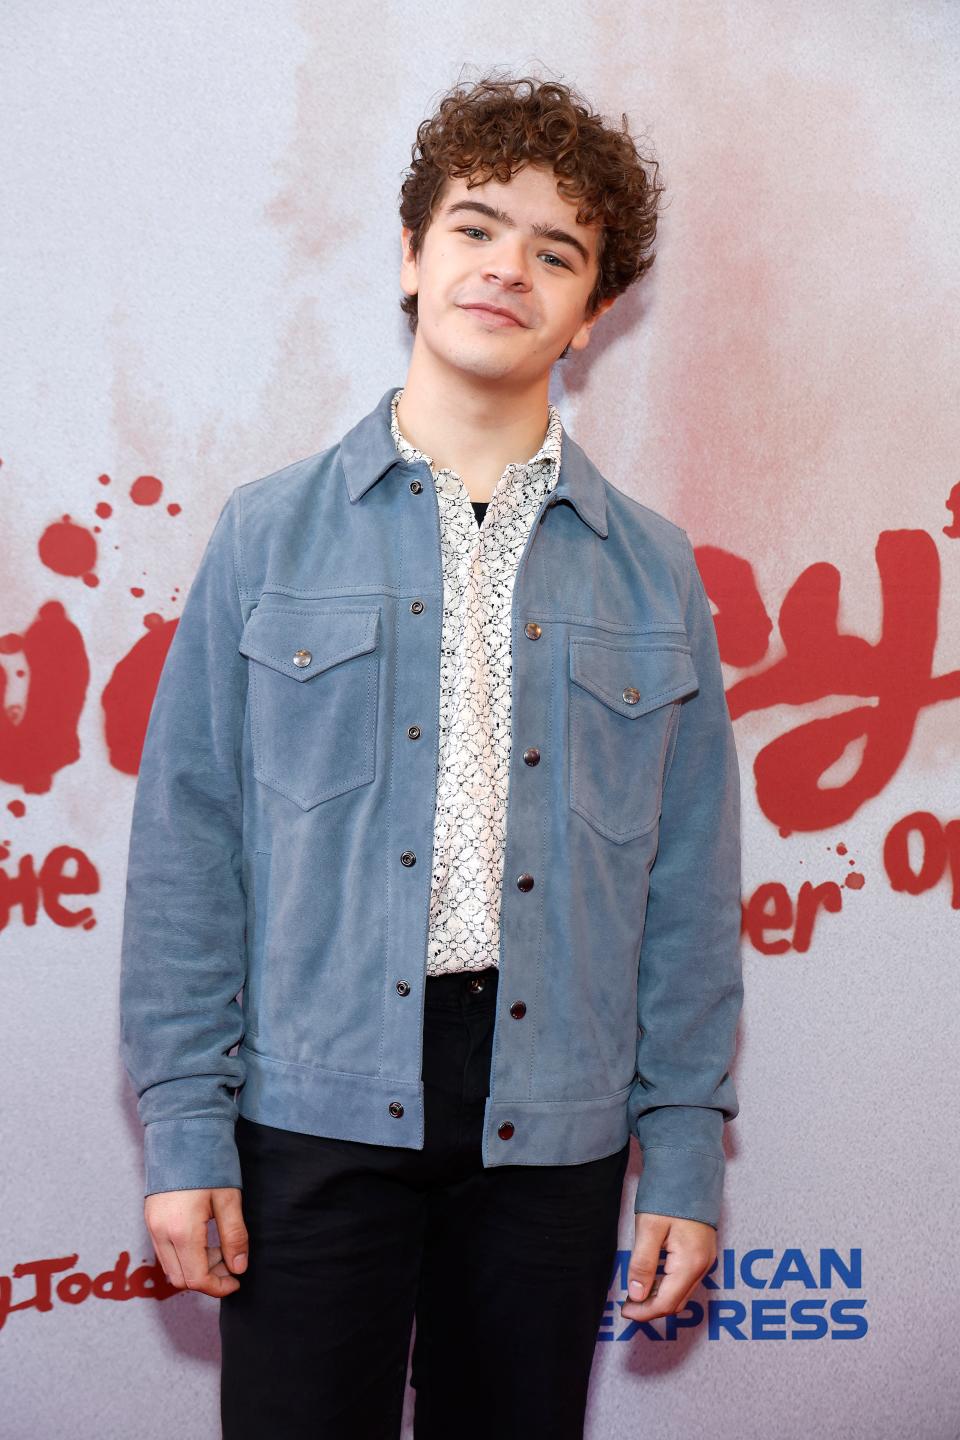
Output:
[130, 587, 144, 598]
[102, 615, 177, 775]
[699, 530, 960, 833]
[167, 502, 181, 516]
[130, 475, 162, 506]
[845, 872, 865, 889]
[836, 842, 848, 855]
[7, 801, 25, 818]
[0, 603, 89, 795]
[95, 501, 112, 519]
[37, 517, 97, 583]
[97, 473, 110, 486]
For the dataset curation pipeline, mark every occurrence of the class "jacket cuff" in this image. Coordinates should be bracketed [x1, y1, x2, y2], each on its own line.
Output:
[143, 1116, 242, 1197]
[633, 1143, 725, 1229]
[632, 1106, 727, 1228]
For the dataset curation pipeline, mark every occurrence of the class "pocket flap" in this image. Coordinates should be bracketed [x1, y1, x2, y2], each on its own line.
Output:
[238, 605, 381, 682]
[569, 638, 698, 717]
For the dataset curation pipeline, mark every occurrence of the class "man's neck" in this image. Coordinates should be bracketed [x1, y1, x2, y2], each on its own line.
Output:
[396, 356, 553, 503]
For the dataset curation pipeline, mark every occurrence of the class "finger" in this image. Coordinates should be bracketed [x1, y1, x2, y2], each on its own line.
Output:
[170, 1228, 235, 1298]
[621, 1268, 695, 1320]
[633, 1274, 663, 1305]
[626, 1260, 663, 1304]
[205, 1238, 236, 1284]
[211, 1189, 249, 1275]
[628, 1217, 669, 1301]
[668, 1253, 711, 1307]
[154, 1237, 187, 1290]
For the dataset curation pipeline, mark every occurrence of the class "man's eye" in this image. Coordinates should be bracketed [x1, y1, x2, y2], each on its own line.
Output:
[458, 228, 568, 270]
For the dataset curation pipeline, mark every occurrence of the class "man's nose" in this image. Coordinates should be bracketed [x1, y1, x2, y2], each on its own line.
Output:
[481, 243, 532, 289]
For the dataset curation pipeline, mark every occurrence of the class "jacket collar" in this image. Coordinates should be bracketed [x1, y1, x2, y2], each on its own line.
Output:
[340, 386, 608, 540]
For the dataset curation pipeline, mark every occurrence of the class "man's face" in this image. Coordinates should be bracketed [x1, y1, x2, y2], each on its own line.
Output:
[399, 163, 616, 386]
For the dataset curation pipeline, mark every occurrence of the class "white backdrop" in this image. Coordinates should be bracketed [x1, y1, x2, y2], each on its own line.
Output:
[2, 3, 959, 1437]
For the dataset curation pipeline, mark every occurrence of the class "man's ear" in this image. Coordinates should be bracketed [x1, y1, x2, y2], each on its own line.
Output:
[588, 294, 618, 329]
[399, 225, 418, 298]
[568, 293, 618, 354]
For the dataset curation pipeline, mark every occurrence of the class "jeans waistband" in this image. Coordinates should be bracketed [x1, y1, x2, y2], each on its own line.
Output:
[423, 965, 499, 1011]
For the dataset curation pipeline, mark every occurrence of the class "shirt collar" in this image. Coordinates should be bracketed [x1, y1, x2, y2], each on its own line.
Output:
[389, 387, 564, 488]
[340, 386, 608, 539]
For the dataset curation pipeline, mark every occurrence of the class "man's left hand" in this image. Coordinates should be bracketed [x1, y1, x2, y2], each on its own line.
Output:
[621, 1211, 716, 1321]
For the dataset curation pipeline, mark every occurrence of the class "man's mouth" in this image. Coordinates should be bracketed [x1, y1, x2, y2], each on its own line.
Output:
[459, 303, 527, 328]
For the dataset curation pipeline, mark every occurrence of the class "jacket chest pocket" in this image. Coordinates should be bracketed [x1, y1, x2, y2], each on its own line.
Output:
[568, 637, 699, 844]
[238, 603, 381, 810]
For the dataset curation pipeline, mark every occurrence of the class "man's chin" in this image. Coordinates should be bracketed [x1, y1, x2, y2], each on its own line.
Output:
[427, 344, 526, 386]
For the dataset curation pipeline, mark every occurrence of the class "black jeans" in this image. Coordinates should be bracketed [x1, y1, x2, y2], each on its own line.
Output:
[219, 966, 630, 1439]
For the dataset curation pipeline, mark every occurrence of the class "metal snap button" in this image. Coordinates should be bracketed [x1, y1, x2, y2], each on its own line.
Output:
[623, 687, 641, 704]
[396, 980, 411, 996]
[467, 975, 485, 993]
[516, 874, 534, 892]
[407, 725, 421, 740]
[410, 599, 425, 614]
[400, 851, 417, 867]
[497, 1120, 515, 1140]
[524, 621, 541, 640]
[522, 747, 540, 766]
[509, 1000, 526, 1019]
[388, 1101, 404, 1118]
[292, 650, 312, 668]
[409, 479, 423, 493]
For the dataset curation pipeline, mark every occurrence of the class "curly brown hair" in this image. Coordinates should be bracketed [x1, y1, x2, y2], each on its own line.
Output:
[398, 70, 667, 343]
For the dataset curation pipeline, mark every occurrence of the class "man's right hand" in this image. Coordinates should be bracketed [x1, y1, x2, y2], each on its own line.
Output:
[145, 1187, 249, 1298]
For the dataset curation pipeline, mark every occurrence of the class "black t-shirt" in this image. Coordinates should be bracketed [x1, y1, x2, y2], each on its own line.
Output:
[471, 500, 488, 526]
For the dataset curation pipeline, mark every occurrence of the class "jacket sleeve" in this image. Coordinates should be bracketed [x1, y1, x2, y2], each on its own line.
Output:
[628, 528, 744, 1229]
[119, 488, 248, 1197]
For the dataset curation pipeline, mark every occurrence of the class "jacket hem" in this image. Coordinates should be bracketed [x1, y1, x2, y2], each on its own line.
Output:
[237, 1043, 427, 1148]
[236, 1044, 634, 1168]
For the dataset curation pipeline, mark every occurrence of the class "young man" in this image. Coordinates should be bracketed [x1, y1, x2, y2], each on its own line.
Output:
[120, 73, 743, 1439]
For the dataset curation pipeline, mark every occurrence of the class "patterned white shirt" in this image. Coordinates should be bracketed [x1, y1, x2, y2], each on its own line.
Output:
[390, 387, 564, 976]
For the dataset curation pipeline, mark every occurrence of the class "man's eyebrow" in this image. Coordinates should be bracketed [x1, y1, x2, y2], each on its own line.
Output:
[444, 199, 592, 266]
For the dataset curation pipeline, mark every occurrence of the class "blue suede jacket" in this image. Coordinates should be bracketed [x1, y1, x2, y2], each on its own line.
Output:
[119, 385, 744, 1229]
